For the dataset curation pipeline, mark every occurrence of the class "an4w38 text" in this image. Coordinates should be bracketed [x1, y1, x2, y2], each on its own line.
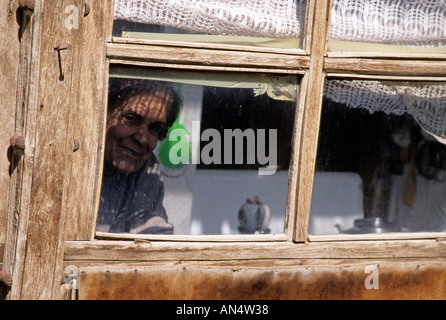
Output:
[176, 304, 269, 317]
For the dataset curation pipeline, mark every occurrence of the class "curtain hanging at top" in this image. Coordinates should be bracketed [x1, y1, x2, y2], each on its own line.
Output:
[113, 0, 446, 45]
[113, 0, 307, 39]
[330, 0, 446, 47]
[112, 0, 446, 143]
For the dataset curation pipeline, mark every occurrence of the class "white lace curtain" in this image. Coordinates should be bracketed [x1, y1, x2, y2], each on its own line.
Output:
[113, 0, 446, 143]
[330, 0, 446, 47]
[324, 80, 446, 144]
[114, 0, 307, 38]
[114, 0, 446, 44]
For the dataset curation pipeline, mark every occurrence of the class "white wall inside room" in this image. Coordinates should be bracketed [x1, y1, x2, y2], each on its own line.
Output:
[162, 83, 293, 235]
[190, 169, 289, 235]
[309, 172, 364, 235]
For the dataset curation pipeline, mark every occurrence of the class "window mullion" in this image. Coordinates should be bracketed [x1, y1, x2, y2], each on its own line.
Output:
[292, 0, 331, 242]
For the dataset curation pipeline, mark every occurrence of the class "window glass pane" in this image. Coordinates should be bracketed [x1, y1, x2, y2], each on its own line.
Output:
[328, 0, 446, 54]
[310, 79, 446, 235]
[112, 0, 307, 50]
[96, 67, 298, 235]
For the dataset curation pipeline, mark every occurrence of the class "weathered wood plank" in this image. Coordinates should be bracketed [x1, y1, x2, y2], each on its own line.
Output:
[64, 239, 446, 261]
[95, 232, 288, 242]
[61, 0, 111, 242]
[18, 0, 80, 300]
[2, 1, 45, 300]
[62, 257, 446, 269]
[111, 36, 305, 55]
[107, 43, 310, 71]
[108, 58, 304, 75]
[327, 51, 446, 60]
[52, 0, 111, 300]
[0, 0, 21, 244]
[325, 74, 446, 81]
[284, 73, 308, 240]
[75, 261, 446, 299]
[292, 0, 330, 242]
[325, 57, 446, 77]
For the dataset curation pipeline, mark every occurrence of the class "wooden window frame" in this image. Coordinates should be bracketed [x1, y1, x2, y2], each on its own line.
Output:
[2, 0, 446, 300]
[92, 0, 446, 242]
[94, 0, 315, 243]
[86, 0, 446, 245]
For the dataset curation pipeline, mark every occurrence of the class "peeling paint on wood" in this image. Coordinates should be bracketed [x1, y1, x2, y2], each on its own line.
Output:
[77, 263, 446, 300]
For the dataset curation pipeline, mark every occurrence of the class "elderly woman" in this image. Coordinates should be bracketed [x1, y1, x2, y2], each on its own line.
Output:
[96, 78, 181, 234]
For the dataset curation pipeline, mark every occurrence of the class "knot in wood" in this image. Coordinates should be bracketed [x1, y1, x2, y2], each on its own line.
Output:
[10, 134, 25, 149]
[84, 3, 90, 17]
[73, 139, 80, 152]
[0, 269, 13, 286]
[18, 0, 35, 11]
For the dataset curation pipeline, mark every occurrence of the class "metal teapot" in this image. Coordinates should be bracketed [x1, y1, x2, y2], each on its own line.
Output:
[335, 217, 401, 234]
[238, 196, 271, 234]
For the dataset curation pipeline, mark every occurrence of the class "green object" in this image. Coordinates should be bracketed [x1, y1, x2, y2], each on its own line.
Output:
[158, 83, 191, 169]
[158, 120, 191, 169]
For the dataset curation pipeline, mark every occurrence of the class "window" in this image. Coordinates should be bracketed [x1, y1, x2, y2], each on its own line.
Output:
[305, 0, 446, 240]
[97, 69, 298, 236]
[112, 0, 307, 50]
[95, 0, 308, 239]
[96, 0, 446, 241]
[310, 80, 446, 235]
[5, 0, 446, 301]
[328, 0, 446, 55]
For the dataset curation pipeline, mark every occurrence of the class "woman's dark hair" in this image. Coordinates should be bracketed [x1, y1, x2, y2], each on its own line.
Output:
[108, 78, 182, 140]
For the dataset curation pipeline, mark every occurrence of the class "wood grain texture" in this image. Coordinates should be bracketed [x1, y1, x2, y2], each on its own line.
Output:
[2, 0, 44, 300]
[64, 239, 446, 262]
[0, 0, 21, 243]
[19, 0, 78, 300]
[3, 0, 446, 300]
[292, 0, 330, 242]
[111, 36, 305, 55]
[3, 0, 110, 300]
[107, 43, 310, 72]
[324, 57, 446, 77]
[61, 0, 111, 242]
[284, 73, 309, 240]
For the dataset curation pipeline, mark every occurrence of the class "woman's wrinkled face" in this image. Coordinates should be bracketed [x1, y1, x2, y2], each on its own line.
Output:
[105, 93, 168, 174]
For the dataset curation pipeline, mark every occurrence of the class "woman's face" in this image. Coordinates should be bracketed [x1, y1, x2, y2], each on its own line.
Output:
[105, 93, 168, 174]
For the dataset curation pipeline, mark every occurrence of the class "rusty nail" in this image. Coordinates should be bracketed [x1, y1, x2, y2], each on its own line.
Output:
[0, 269, 13, 287]
[84, 3, 90, 17]
[10, 134, 25, 150]
[73, 139, 80, 152]
[55, 45, 71, 82]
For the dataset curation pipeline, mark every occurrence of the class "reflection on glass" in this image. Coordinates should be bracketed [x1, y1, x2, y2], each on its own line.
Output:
[310, 80, 446, 235]
[96, 69, 298, 235]
[112, 0, 307, 49]
[328, 0, 446, 53]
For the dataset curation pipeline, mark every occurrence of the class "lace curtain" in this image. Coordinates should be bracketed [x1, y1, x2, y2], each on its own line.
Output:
[324, 80, 446, 143]
[114, 0, 307, 38]
[113, 0, 446, 143]
[114, 0, 446, 44]
[330, 0, 446, 47]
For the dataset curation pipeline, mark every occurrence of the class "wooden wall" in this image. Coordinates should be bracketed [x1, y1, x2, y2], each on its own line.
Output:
[1, 0, 112, 299]
[0, 0, 21, 244]
[1, 0, 446, 301]
[77, 261, 446, 300]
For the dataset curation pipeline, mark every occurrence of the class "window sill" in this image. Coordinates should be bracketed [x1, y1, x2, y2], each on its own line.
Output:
[308, 232, 446, 242]
[95, 231, 288, 242]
